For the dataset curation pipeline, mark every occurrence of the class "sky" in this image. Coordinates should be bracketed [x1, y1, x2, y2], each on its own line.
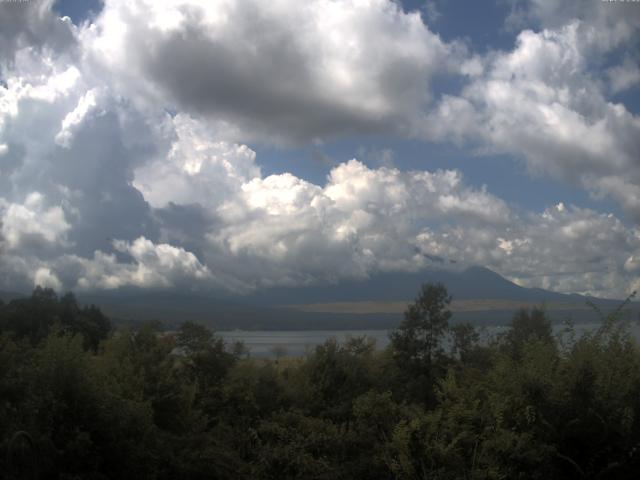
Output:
[0, 0, 639, 299]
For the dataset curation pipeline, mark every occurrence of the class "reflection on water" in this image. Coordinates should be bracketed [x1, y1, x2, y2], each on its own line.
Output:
[219, 322, 640, 358]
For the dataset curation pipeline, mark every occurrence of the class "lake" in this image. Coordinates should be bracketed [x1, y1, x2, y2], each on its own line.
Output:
[219, 321, 640, 358]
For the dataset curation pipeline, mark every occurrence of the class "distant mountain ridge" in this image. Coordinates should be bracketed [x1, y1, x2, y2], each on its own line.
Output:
[0, 290, 26, 303]
[2, 266, 634, 330]
[244, 266, 603, 306]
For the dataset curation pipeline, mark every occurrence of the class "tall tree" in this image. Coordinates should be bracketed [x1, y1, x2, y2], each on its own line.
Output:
[391, 282, 452, 370]
[503, 307, 553, 359]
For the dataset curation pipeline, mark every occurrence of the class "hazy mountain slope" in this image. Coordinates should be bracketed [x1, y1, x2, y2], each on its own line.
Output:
[244, 266, 607, 306]
[71, 266, 635, 330]
[0, 291, 26, 303]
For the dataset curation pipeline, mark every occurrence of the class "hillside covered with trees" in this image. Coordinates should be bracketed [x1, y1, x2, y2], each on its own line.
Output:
[1, 285, 639, 479]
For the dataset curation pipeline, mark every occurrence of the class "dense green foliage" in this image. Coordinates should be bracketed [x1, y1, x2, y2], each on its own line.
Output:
[1, 285, 639, 479]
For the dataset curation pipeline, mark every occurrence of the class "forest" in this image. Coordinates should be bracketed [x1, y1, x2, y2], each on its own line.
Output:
[1, 284, 639, 479]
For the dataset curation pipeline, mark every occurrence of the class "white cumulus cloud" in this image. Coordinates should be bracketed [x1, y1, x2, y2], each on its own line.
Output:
[79, 0, 462, 143]
[0, 192, 70, 251]
[0, 0, 638, 300]
[424, 19, 640, 219]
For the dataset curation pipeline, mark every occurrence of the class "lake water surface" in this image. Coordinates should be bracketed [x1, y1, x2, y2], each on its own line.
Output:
[219, 322, 640, 358]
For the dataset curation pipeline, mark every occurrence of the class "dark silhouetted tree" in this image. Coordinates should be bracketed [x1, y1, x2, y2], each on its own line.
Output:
[451, 322, 479, 364]
[503, 307, 553, 359]
[391, 282, 452, 369]
[390, 282, 452, 405]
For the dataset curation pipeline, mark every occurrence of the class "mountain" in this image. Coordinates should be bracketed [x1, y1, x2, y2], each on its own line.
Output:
[0, 290, 26, 303]
[72, 266, 635, 330]
[244, 266, 586, 306]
